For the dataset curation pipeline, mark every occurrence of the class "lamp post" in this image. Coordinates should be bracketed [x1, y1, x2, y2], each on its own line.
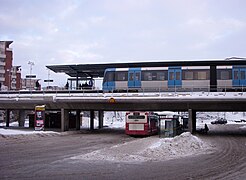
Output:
[28, 61, 34, 90]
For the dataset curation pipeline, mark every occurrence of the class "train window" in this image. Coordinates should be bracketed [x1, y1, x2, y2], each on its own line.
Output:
[129, 73, 134, 81]
[241, 71, 245, 80]
[176, 72, 181, 80]
[234, 71, 239, 80]
[152, 72, 157, 80]
[197, 72, 207, 80]
[115, 71, 128, 81]
[169, 72, 174, 80]
[183, 71, 193, 80]
[104, 71, 115, 82]
[157, 71, 166, 80]
[135, 72, 140, 81]
[142, 71, 167, 81]
[221, 71, 230, 80]
[142, 71, 152, 81]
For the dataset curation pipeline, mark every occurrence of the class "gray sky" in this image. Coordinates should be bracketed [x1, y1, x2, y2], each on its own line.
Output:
[1, 0, 246, 87]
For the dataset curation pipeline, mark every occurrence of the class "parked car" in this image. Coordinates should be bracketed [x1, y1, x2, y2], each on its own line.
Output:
[211, 118, 227, 124]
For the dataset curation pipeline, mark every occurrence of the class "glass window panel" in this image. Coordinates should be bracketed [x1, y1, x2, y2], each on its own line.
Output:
[234, 71, 239, 80]
[221, 71, 229, 80]
[184, 71, 193, 80]
[241, 71, 245, 80]
[176, 72, 180, 80]
[152, 72, 157, 80]
[129, 73, 134, 81]
[157, 72, 165, 80]
[116, 71, 127, 81]
[169, 72, 174, 80]
[135, 72, 140, 81]
[198, 72, 207, 80]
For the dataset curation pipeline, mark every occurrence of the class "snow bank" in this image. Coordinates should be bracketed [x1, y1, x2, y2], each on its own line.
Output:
[0, 128, 60, 136]
[71, 132, 213, 163]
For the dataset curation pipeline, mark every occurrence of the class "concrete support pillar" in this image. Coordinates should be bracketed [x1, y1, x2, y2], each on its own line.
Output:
[76, 109, 81, 130]
[188, 109, 196, 134]
[18, 110, 25, 127]
[61, 108, 69, 132]
[98, 110, 104, 129]
[5, 109, 10, 127]
[210, 65, 217, 92]
[90, 110, 94, 130]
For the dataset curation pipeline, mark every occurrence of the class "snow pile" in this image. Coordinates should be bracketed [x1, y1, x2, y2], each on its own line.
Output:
[140, 132, 208, 159]
[239, 126, 246, 129]
[71, 132, 213, 163]
[0, 128, 60, 136]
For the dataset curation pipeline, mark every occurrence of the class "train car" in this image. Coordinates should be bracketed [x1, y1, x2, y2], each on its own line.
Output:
[125, 111, 159, 136]
[102, 65, 246, 92]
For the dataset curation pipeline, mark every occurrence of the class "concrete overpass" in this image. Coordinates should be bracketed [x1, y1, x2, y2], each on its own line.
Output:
[1, 90, 246, 133]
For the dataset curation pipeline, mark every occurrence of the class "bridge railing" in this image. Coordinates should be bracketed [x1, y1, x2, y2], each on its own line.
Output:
[0, 85, 246, 97]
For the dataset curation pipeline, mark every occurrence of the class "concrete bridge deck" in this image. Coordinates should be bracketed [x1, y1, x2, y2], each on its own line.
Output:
[0, 91, 245, 111]
[0, 91, 245, 133]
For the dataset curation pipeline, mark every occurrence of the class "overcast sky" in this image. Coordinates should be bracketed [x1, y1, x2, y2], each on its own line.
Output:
[1, 0, 246, 87]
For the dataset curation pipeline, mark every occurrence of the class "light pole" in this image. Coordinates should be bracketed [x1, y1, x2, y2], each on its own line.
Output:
[28, 61, 34, 89]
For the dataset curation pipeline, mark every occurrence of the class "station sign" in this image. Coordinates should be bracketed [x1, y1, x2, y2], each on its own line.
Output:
[26, 75, 36, 78]
[44, 79, 54, 82]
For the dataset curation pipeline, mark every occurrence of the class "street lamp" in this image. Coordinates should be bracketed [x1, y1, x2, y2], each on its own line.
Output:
[28, 61, 34, 89]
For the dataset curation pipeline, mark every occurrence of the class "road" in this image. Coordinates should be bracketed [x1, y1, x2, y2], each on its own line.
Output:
[0, 125, 246, 180]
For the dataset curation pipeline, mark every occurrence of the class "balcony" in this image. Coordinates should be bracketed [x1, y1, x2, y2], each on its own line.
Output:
[0, 54, 6, 58]
[0, 61, 5, 66]
[0, 77, 5, 81]
[0, 69, 5, 73]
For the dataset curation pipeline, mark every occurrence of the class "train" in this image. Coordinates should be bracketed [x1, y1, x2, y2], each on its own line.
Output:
[102, 65, 246, 92]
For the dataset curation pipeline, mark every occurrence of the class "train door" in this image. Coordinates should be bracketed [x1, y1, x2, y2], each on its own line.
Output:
[233, 66, 246, 87]
[168, 67, 182, 88]
[128, 68, 141, 88]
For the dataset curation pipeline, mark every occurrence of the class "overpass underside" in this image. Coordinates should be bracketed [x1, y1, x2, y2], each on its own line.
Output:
[1, 92, 246, 133]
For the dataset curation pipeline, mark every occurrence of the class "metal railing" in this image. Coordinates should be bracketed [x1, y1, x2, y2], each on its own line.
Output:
[0, 85, 246, 98]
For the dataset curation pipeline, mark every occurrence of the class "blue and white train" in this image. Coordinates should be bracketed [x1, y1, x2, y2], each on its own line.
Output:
[102, 65, 246, 92]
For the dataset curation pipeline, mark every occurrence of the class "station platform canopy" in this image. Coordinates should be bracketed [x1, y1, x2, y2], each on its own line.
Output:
[46, 57, 246, 78]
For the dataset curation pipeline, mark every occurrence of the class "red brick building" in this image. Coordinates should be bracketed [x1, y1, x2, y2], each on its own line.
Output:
[0, 41, 22, 90]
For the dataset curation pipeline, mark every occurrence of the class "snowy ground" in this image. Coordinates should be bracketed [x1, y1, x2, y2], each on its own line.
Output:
[1, 111, 246, 163]
[70, 132, 214, 163]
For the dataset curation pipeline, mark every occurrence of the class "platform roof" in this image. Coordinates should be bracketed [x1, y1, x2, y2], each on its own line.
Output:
[46, 57, 246, 78]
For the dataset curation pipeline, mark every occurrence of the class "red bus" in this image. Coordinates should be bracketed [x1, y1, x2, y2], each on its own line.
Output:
[125, 111, 159, 136]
